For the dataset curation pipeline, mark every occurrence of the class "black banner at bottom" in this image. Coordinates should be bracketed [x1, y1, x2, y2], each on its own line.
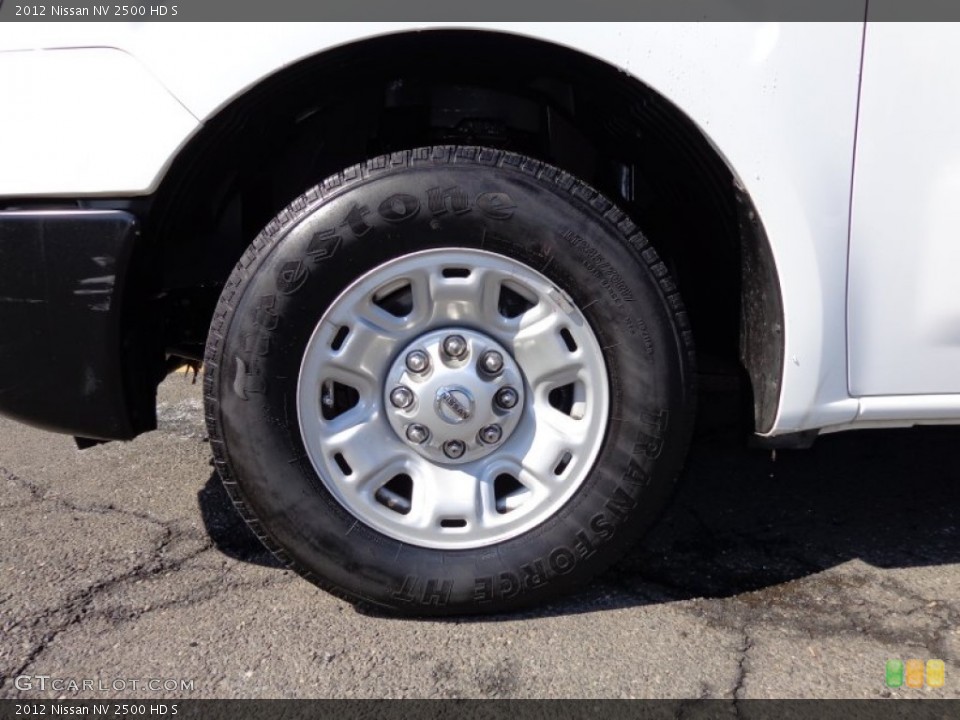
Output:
[1, 700, 958, 720]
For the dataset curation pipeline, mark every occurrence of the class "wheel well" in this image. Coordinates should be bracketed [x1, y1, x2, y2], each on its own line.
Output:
[145, 29, 782, 433]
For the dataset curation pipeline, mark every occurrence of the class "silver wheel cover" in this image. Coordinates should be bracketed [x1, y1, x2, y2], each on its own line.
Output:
[297, 248, 609, 549]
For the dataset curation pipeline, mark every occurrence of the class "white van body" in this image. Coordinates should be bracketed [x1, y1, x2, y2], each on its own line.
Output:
[1, 21, 957, 439]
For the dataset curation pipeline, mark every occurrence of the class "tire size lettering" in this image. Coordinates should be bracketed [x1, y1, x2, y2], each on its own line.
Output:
[561, 229, 635, 304]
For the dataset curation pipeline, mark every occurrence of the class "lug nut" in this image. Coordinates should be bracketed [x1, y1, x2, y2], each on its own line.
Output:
[441, 334, 468, 359]
[494, 387, 519, 410]
[390, 386, 415, 409]
[442, 440, 466, 459]
[406, 424, 430, 444]
[405, 350, 430, 374]
[479, 350, 504, 375]
[478, 424, 503, 445]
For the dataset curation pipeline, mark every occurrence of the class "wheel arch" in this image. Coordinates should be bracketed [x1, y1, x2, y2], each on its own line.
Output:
[145, 28, 783, 434]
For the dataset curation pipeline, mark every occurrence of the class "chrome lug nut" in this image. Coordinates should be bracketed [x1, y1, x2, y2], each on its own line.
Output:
[442, 440, 466, 459]
[441, 334, 468, 359]
[406, 424, 430, 444]
[494, 387, 519, 410]
[390, 386, 415, 409]
[478, 424, 503, 445]
[479, 350, 504, 375]
[405, 350, 430, 374]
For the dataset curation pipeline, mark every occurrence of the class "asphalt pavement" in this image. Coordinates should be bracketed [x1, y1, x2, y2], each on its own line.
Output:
[1, 373, 957, 699]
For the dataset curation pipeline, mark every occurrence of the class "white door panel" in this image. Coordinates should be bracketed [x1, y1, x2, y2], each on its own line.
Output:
[849, 22, 960, 396]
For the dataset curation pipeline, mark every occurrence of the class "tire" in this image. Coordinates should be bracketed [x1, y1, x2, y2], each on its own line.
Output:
[204, 146, 695, 615]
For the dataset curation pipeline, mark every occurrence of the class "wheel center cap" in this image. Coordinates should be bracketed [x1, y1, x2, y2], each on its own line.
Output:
[383, 327, 526, 465]
[435, 386, 474, 424]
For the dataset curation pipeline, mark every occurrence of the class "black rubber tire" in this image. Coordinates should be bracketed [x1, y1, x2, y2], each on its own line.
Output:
[203, 146, 695, 616]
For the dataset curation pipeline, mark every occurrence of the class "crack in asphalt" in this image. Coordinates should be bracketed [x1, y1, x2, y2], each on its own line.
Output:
[1, 528, 175, 690]
[676, 581, 958, 669]
[731, 628, 753, 702]
[1, 464, 240, 690]
[0, 465, 172, 530]
[0, 461, 300, 696]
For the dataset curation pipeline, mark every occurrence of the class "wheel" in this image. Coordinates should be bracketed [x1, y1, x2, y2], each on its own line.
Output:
[204, 146, 695, 615]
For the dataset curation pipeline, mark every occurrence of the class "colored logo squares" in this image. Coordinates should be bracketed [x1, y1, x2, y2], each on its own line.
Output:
[885, 658, 946, 688]
[927, 660, 946, 688]
[885, 659, 904, 687]
[906, 659, 925, 688]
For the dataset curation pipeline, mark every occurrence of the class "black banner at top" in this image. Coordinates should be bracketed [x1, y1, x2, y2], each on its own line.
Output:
[1, 0, 960, 21]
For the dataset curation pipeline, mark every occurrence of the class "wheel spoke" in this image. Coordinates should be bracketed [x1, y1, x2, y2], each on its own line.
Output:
[478, 460, 551, 518]
[409, 460, 485, 529]
[354, 296, 414, 337]
[493, 412, 581, 489]
[512, 313, 585, 390]
[406, 266, 518, 332]
[324, 409, 407, 491]
[479, 269, 509, 329]
[430, 268, 482, 324]
[412, 267, 481, 327]
[406, 267, 435, 328]
[526, 416, 582, 480]
[330, 317, 403, 388]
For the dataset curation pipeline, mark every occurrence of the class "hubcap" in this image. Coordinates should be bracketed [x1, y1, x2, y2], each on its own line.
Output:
[297, 249, 609, 550]
[383, 328, 525, 466]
